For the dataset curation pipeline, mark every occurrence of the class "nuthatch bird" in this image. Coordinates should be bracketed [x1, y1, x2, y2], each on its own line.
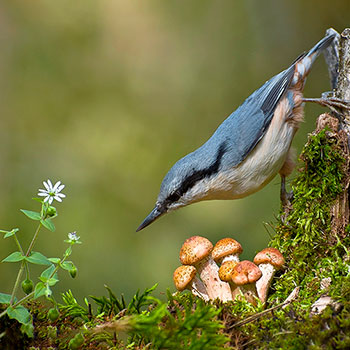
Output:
[137, 33, 337, 232]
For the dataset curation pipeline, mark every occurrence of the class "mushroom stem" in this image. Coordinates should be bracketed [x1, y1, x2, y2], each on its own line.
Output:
[236, 284, 259, 305]
[197, 256, 232, 302]
[255, 263, 275, 303]
[191, 277, 210, 301]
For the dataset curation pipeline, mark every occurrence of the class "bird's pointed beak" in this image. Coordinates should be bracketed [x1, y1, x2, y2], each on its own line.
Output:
[136, 206, 164, 232]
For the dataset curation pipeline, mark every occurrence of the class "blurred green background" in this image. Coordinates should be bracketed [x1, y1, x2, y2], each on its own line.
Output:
[0, 1, 349, 304]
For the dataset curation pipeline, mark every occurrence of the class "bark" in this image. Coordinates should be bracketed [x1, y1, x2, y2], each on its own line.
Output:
[324, 28, 350, 242]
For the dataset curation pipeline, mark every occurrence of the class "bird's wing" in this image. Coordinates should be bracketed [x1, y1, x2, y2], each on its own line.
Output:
[211, 64, 295, 169]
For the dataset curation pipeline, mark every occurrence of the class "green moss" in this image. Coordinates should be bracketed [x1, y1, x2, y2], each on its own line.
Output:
[269, 128, 346, 302]
[244, 126, 350, 349]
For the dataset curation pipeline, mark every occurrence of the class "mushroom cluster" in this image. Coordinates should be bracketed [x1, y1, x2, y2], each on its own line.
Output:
[173, 236, 285, 304]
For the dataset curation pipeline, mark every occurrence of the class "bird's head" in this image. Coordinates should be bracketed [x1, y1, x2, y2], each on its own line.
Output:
[137, 142, 227, 231]
[136, 155, 199, 232]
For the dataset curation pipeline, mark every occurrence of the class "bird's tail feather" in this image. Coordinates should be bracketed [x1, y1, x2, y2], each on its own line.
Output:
[292, 33, 336, 87]
[307, 33, 336, 60]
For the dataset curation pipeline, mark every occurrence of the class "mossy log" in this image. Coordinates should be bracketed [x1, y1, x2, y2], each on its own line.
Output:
[239, 27, 350, 349]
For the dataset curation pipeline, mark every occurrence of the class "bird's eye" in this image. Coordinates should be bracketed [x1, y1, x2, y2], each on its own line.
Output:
[167, 191, 181, 203]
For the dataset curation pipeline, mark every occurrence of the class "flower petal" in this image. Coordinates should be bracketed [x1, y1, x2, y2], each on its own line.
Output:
[57, 184, 65, 192]
[56, 193, 66, 198]
[52, 181, 61, 192]
[47, 180, 53, 191]
[54, 196, 62, 202]
[38, 192, 48, 197]
[43, 181, 50, 191]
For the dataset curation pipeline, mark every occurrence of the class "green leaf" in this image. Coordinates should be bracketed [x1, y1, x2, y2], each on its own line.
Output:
[25, 251, 50, 265]
[32, 197, 43, 204]
[47, 277, 59, 287]
[0, 228, 19, 238]
[41, 218, 55, 232]
[65, 246, 72, 257]
[61, 261, 74, 271]
[0, 292, 13, 304]
[45, 285, 52, 298]
[40, 264, 56, 281]
[48, 257, 61, 264]
[34, 282, 46, 299]
[21, 321, 34, 338]
[39, 265, 59, 286]
[20, 209, 41, 221]
[4, 230, 19, 238]
[2, 251, 25, 263]
[6, 305, 31, 324]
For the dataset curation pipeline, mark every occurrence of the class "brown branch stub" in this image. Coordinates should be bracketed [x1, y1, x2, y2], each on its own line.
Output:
[315, 112, 350, 241]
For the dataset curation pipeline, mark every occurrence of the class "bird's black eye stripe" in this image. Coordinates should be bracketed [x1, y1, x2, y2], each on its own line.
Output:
[165, 142, 227, 204]
[166, 191, 181, 203]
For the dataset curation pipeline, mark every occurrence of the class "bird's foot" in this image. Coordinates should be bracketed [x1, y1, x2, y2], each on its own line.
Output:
[280, 176, 293, 223]
[303, 97, 350, 115]
[281, 189, 294, 209]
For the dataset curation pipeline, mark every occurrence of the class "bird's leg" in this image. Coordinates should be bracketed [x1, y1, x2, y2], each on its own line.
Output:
[280, 175, 293, 208]
[279, 148, 295, 209]
[302, 97, 350, 115]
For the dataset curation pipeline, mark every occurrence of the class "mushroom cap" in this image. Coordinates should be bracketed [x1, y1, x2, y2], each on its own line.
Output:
[232, 260, 262, 285]
[212, 238, 243, 262]
[253, 247, 285, 268]
[218, 260, 238, 282]
[173, 265, 197, 291]
[179, 236, 213, 265]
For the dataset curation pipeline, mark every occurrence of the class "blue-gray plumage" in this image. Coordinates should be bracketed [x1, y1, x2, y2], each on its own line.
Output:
[137, 33, 336, 232]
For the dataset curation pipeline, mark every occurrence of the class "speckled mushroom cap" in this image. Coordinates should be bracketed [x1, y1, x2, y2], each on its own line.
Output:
[179, 236, 213, 265]
[218, 260, 238, 282]
[253, 248, 285, 268]
[231, 260, 262, 286]
[173, 265, 197, 291]
[211, 238, 243, 263]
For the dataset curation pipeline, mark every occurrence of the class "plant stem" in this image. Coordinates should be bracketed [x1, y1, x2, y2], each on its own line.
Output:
[7, 235, 27, 305]
[13, 234, 24, 255]
[9, 261, 25, 306]
[7, 222, 42, 307]
[25, 222, 42, 257]
[0, 290, 35, 318]
[24, 262, 30, 279]
[0, 245, 72, 317]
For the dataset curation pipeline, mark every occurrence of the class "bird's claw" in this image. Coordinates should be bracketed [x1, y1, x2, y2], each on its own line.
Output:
[303, 97, 350, 115]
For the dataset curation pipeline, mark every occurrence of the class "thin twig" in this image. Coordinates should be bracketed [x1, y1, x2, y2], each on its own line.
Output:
[228, 287, 299, 329]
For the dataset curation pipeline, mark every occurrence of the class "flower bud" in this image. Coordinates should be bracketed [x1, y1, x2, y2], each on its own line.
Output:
[21, 279, 34, 295]
[48, 308, 59, 322]
[69, 266, 77, 278]
[69, 333, 84, 349]
[47, 206, 57, 217]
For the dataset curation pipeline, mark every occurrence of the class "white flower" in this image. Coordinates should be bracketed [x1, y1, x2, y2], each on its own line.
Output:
[38, 179, 66, 204]
[68, 231, 80, 242]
